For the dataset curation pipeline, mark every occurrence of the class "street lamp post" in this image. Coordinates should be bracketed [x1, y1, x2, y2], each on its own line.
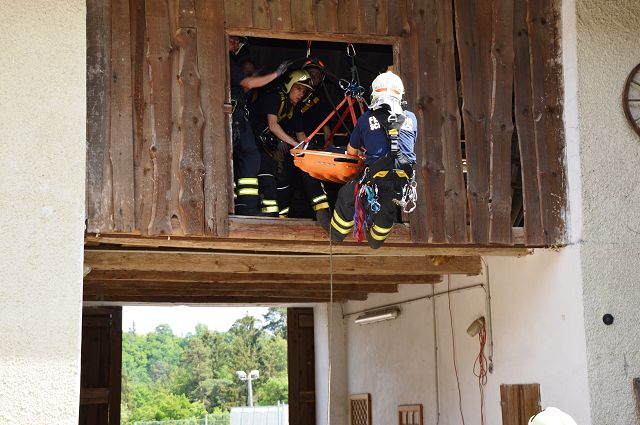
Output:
[236, 369, 260, 407]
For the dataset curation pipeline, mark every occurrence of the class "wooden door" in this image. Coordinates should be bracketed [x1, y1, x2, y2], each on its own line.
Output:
[500, 383, 541, 425]
[287, 308, 316, 425]
[79, 307, 122, 425]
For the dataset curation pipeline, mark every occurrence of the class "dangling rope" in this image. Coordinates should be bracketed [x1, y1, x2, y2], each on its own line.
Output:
[326, 212, 334, 425]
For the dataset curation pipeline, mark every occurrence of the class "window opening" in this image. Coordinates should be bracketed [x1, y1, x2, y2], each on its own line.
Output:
[228, 36, 393, 221]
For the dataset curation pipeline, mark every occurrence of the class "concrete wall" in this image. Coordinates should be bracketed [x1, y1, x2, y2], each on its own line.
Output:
[343, 249, 591, 425]
[575, 1, 640, 423]
[0, 1, 86, 424]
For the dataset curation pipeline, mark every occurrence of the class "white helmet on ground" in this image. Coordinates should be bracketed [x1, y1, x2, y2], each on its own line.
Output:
[528, 407, 578, 425]
[370, 71, 405, 116]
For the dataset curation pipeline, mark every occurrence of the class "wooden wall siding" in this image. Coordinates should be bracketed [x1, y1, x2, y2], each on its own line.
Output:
[87, 0, 229, 237]
[406, 0, 466, 244]
[86, 0, 112, 233]
[86, 0, 566, 245]
[526, 0, 566, 244]
[500, 383, 541, 425]
[224, 0, 408, 37]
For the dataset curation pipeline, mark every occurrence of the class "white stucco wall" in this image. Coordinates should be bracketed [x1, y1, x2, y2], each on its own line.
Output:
[0, 1, 86, 424]
[314, 304, 348, 425]
[343, 249, 591, 425]
[575, 1, 640, 423]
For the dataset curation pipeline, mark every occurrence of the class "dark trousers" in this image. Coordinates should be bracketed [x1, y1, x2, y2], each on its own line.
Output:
[258, 149, 328, 217]
[232, 115, 260, 214]
[330, 172, 405, 249]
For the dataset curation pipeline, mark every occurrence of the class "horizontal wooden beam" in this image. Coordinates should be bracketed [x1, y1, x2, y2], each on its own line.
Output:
[84, 287, 369, 301]
[83, 295, 345, 303]
[85, 232, 531, 256]
[84, 250, 482, 275]
[85, 270, 442, 285]
[225, 27, 400, 45]
[85, 280, 400, 293]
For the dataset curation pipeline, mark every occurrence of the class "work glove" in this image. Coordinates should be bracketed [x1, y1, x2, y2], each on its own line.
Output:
[275, 59, 294, 77]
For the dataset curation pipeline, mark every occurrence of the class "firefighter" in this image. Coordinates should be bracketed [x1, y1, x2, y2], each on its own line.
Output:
[300, 58, 333, 147]
[330, 71, 417, 248]
[229, 35, 292, 216]
[249, 70, 331, 230]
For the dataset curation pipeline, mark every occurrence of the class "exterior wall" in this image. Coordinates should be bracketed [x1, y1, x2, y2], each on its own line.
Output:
[575, 1, 640, 423]
[314, 304, 348, 425]
[343, 249, 591, 425]
[0, 1, 86, 424]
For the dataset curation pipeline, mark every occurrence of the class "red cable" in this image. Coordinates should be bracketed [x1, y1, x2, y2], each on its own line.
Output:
[473, 318, 488, 425]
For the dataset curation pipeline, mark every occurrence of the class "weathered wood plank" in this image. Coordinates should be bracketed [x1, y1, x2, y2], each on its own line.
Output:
[196, 0, 230, 237]
[269, 0, 292, 31]
[527, 0, 565, 244]
[85, 279, 400, 293]
[338, 0, 363, 34]
[488, 0, 514, 244]
[84, 285, 370, 301]
[455, 0, 492, 244]
[438, 0, 467, 243]
[111, 0, 135, 232]
[223, 0, 252, 28]
[362, 0, 389, 35]
[291, 0, 315, 32]
[131, 0, 146, 231]
[85, 294, 349, 303]
[514, 0, 543, 245]
[387, 0, 410, 37]
[84, 250, 483, 275]
[87, 0, 113, 233]
[252, 0, 271, 29]
[226, 28, 398, 45]
[176, 27, 206, 234]
[169, 0, 183, 235]
[414, 0, 446, 243]
[86, 270, 442, 284]
[144, 0, 173, 235]
[315, 0, 339, 33]
[178, 0, 195, 27]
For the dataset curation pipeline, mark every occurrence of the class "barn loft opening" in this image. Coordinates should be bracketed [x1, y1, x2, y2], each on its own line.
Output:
[228, 36, 394, 220]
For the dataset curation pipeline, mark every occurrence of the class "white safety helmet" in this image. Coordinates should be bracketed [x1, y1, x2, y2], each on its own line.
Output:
[528, 408, 578, 425]
[370, 71, 405, 116]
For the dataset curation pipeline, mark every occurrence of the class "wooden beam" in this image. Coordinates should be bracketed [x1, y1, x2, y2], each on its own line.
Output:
[84, 286, 369, 301]
[225, 28, 399, 45]
[85, 229, 532, 255]
[85, 270, 442, 285]
[84, 250, 483, 275]
[84, 295, 352, 303]
[85, 280, 400, 293]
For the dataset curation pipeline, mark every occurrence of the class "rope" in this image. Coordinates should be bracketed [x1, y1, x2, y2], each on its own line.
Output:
[326, 216, 334, 425]
[473, 318, 488, 425]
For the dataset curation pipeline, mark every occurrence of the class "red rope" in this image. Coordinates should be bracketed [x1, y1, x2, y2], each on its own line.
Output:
[353, 182, 366, 242]
[473, 318, 488, 425]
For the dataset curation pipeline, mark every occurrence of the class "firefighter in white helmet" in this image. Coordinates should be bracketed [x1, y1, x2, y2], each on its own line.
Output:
[528, 407, 578, 425]
[330, 70, 417, 248]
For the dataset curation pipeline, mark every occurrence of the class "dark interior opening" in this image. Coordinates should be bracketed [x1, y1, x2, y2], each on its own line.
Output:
[230, 37, 394, 219]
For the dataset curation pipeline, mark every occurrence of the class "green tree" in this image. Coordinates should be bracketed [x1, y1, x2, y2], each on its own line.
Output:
[262, 307, 287, 338]
[255, 375, 288, 406]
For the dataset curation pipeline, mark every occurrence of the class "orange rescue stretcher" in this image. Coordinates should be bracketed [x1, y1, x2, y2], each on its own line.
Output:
[291, 94, 367, 184]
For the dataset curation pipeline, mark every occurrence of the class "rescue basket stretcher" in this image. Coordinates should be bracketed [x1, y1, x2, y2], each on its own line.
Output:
[291, 88, 367, 184]
[290, 147, 365, 184]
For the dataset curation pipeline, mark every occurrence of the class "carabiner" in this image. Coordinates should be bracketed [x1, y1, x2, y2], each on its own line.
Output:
[346, 43, 356, 58]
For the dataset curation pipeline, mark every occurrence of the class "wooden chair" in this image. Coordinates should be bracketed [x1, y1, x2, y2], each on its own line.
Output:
[349, 393, 372, 425]
[398, 404, 423, 425]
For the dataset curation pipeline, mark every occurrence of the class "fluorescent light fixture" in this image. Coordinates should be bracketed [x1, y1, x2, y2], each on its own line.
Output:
[354, 307, 400, 325]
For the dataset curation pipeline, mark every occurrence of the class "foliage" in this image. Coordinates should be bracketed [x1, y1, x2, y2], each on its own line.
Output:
[121, 310, 289, 424]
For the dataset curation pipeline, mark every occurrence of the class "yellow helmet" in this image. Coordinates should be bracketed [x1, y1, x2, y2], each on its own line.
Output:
[283, 70, 314, 94]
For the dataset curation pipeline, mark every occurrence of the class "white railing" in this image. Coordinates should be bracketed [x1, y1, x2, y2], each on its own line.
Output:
[230, 402, 288, 425]
[134, 414, 229, 425]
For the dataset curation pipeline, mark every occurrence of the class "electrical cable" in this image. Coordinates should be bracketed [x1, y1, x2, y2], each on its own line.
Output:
[447, 275, 466, 425]
[473, 318, 488, 425]
[432, 284, 441, 425]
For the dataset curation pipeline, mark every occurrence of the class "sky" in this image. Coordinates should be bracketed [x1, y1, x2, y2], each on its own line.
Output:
[122, 306, 270, 336]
